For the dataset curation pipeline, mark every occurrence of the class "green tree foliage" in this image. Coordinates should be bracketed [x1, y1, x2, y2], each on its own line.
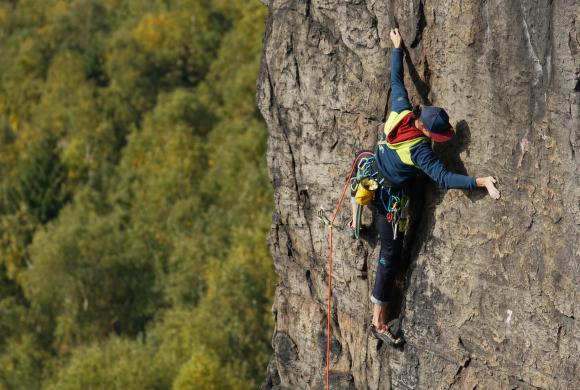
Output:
[173, 348, 241, 390]
[0, 0, 273, 388]
[45, 337, 159, 390]
[23, 196, 162, 348]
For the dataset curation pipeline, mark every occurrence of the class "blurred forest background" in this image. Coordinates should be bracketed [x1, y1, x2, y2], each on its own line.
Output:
[0, 0, 274, 388]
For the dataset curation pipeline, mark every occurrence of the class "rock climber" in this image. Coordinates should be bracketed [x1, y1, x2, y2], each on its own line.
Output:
[351, 28, 501, 345]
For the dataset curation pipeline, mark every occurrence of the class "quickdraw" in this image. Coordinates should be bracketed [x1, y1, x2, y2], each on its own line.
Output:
[380, 187, 410, 239]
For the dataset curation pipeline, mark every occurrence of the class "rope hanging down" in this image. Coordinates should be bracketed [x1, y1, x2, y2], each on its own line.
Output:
[325, 154, 367, 390]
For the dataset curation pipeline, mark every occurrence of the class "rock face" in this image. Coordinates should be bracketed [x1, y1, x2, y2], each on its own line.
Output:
[257, 1, 579, 389]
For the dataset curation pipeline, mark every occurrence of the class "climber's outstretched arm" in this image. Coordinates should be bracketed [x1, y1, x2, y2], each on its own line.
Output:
[389, 28, 411, 113]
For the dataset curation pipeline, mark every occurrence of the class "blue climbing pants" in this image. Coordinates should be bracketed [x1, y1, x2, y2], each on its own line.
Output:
[371, 214, 405, 305]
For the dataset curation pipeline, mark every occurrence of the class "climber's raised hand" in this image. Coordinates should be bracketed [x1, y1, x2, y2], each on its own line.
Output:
[390, 28, 402, 48]
[476, 176, 501, 199]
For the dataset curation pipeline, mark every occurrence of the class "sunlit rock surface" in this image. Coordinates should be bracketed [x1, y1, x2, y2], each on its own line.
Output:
[257, 1, 579, 388]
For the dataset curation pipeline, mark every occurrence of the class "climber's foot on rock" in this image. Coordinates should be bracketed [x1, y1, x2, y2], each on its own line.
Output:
[368, 324, 404, 346]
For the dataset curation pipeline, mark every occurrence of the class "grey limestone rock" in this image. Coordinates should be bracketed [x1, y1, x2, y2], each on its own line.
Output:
[257, 0, 579, 389]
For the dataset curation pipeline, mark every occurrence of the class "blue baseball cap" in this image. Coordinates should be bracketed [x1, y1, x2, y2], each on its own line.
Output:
[420, 106, 454, 142]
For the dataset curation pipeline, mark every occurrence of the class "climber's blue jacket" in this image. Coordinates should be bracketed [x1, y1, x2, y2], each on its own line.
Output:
[375, 48, 476, 190]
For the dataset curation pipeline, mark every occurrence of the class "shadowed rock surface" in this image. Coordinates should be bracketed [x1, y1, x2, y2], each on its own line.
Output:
[257, 1, 579, 388]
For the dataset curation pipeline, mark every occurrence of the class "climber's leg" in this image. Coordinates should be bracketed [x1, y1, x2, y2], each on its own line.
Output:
[368, 215, 405, 345]
[370, 213, 404, 321]
[350, 201, 357, 228]
[372, 302, 387, 328]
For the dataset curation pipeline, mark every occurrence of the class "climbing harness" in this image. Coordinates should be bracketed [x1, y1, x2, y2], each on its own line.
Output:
[379, 187, 411, 239]
[348, 153, 411, 240]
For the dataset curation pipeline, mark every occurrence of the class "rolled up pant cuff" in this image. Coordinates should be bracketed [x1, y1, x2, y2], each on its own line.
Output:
[370, 295, 388, 305]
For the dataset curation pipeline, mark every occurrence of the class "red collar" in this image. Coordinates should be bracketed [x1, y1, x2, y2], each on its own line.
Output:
[386, 112, 425, 143]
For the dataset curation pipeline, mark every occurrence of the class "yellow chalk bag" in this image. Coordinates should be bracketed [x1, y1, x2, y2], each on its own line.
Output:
[354, 178, 378, 205]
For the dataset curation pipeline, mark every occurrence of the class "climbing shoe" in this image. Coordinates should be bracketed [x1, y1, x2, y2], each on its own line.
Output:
[368, 324, 404, 346]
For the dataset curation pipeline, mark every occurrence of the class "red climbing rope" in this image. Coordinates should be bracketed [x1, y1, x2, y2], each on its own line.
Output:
[326, 151, 373, 390]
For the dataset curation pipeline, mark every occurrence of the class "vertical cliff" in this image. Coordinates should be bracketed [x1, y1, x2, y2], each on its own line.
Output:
[257, 0, 578, 388]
